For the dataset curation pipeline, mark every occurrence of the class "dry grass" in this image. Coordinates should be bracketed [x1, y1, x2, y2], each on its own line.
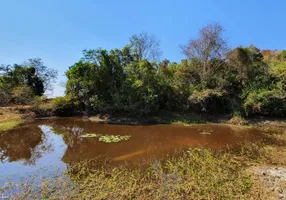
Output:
[228, 116, 247, 126]
[0, 108, 21, 123]
[0, 108, 23, 132]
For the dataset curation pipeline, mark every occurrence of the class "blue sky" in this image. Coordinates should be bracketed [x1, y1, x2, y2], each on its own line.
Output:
[1, 0, 285, 97]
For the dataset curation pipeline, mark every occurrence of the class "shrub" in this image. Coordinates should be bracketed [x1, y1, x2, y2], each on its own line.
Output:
[0, 87, 11, 106]
[52, 96, 80, 116]
[228, 111, 247, 125]
[188, 89, 228, 113]
[12, 85, 35, 105]
[32, 101, 55, 117]
[243, 90, 286, 116]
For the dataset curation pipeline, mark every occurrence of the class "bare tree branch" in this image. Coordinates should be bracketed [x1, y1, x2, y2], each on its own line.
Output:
[182, 23, 229, 89]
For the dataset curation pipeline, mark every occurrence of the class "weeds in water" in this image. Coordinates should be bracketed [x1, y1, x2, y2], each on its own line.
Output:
[0, 147, 278, 199]
[199, 130, 212, 135]
[98, 135, 131, 143]
[80, 133, 131, 143]
[198, 128, 213, 135]
[66, 148, 264, 199]
[80, 133, 101, 138]
[0, 169, 78, 199]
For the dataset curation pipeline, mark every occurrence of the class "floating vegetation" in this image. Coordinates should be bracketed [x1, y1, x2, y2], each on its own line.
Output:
[80, 133, 131, 143]
[80, 133, 101, 138]
[98, 135, 131, 143]
[199, 129, 213, 135]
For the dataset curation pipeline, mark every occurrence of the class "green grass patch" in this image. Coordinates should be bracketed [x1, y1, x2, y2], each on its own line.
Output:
[1, 146, 279, 199]
[0, 120, 22, 132]
[66, 149, 266, 199]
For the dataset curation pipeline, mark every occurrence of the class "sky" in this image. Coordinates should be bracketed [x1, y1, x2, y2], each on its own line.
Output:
[1, 0, 286, 97]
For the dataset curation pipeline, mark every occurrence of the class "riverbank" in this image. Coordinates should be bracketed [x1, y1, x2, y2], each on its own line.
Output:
[1, 105, 286, 132]
[88, 111, 286, 129]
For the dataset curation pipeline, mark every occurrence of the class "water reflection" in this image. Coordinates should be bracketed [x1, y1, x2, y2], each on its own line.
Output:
[0, 118, 265, 175]
[0, 125, 53, 165]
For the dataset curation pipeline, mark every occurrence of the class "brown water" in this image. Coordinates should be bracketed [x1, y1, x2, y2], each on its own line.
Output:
[0, 118, 263, 181]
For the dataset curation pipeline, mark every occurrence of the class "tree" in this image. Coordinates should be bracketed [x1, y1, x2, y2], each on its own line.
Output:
[66, 49, 126, 115]
[0, 64, 45, 96]
[22, 58, 57, 92]
[128, 31, 162, 62]
[227, 45, 266, 83]
[0, 58, 56, 105]
[182, 23, 228, 89]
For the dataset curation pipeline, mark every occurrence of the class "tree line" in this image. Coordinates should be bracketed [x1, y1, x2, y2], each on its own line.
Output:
[1, 23, 285, 117]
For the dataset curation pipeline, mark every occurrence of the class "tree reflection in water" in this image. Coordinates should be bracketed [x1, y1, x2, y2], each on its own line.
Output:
[0, 125, 54, 165]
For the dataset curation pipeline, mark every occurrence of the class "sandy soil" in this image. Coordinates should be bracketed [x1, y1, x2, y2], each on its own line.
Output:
[250, 166, 286, 199]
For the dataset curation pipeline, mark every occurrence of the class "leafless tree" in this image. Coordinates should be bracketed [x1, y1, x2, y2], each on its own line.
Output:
[129, 31, 162, 62]
[182, 23, 229, 89]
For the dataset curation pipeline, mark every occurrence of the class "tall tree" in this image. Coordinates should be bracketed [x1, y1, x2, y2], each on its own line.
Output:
[182, 23, 228, 89]
[22, 58, 57, 92]
[129, 31, 162, 62]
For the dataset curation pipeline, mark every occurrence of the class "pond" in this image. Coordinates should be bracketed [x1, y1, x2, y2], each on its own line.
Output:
[0, 118, 264, 185]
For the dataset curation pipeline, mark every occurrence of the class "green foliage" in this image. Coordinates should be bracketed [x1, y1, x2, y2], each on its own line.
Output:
[2, 24, 285, 117]
[12, 85, 35, 105]
[0, 86, 11, 106]
[52, 96, 79, 116]
[63, 40, 286, 117]
[0, 58, 57, 106]
[243, 90, 286, 116]
[189, 89, 227, 112]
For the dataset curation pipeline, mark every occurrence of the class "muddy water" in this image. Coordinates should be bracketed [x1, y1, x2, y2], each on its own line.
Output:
[0, 118, 263, 178]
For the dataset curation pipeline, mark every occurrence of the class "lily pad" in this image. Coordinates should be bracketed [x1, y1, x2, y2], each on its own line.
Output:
[80, 133, 101, 138]
[98, 135, 131, 143]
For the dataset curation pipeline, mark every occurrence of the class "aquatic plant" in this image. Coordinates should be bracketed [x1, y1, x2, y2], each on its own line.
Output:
[198, 128, 213, 135]
[98, 135, 131, 143]
[80, 133, 131, 143]
[80, 133, 101, 138]
[199, 130, 212, 135]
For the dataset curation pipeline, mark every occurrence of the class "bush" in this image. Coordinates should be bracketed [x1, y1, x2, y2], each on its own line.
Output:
[188, 89, 228, 113]
[32, 101, 55, 117]
[228, 111, 247, 125]
[12, 85, 35, 105]
[0, 87, 11, 106]
[244, 90, 286, 116]
[52, 96, 80, 116]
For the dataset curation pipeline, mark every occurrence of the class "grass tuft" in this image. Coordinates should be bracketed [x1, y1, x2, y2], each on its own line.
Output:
[0, 120, 22, 132]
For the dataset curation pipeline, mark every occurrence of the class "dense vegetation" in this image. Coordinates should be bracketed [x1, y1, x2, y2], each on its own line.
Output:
[0, 58, 57, 106]
[1, 23, 285, 117]
[63, 23, 285, 117]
